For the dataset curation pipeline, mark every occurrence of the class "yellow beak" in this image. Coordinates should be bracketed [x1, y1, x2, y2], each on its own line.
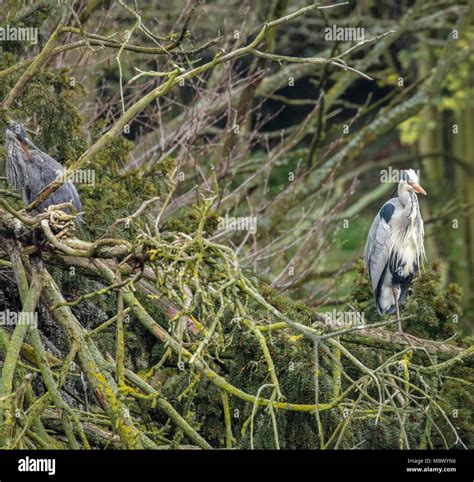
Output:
[411, 182, 427, 195]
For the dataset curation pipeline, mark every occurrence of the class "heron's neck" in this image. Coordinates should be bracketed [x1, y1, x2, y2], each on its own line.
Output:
[397, 184, 412, 208]
[398, 185, 420, 228]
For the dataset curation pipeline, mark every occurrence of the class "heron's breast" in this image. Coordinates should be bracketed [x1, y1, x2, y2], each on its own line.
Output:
[391, 232, 420, 280]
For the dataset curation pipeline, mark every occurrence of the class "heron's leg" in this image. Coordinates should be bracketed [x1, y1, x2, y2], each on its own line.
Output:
[393, 287, 402, 333]
[393, 288, 418, 345]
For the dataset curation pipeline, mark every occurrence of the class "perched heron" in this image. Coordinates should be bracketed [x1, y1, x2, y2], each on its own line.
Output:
[364, 169, 426, 335]
[4, 121, 82, 223]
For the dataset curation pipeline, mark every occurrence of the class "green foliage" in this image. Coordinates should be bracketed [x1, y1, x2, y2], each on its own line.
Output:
[19, 68, 87, 161]
[0, 3, 51, 56]
[437, 369, 474, 449]
[162, 207, 221, 237]
[438, 36, 474, 112]
[398, 115, 432, 146]
[349, 259, 460, 339]
[105, 267, 470, 449]
[0, 66, 88, 193]
[80, 123, 172, 238]
[347, 259, 379, 321]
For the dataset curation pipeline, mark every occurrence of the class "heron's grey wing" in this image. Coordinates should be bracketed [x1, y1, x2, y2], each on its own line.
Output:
[27, 150, 82, 219]
[24, 150, 64, 203]
[363, 201, 396, 293]
[39, 150, 63, 170]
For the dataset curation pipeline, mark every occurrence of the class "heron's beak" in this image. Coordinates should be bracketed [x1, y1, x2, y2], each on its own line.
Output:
[411, 182, 427, 195]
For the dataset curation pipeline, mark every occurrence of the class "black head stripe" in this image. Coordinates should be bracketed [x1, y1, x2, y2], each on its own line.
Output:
[400, 170, 409, 182]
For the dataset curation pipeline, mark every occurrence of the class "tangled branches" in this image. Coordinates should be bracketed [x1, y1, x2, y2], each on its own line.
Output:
[0, 200, 471, 450]
[0, 0, 472, 452]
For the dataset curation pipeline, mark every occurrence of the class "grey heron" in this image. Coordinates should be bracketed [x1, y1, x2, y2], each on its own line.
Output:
[4, 120, 82, 223]
[364, 169, 426, 335]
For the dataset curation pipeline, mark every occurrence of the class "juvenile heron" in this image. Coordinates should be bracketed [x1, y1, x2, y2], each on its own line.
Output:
[364, 169, 426, 335]
[4, 121, 82, 223]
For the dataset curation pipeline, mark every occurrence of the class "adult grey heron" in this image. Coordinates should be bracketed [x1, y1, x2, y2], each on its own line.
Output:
[364, 169, 426, 335]
[4, 120, 82, 223]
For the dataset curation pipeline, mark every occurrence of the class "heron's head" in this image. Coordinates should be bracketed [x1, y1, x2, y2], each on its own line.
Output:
[5, 121, 34, 159]
[399, 169, 427, 195]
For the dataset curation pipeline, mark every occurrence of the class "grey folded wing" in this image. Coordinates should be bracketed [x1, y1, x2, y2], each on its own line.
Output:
[363, 206, 393, 293]
[26, 150, 82, 221]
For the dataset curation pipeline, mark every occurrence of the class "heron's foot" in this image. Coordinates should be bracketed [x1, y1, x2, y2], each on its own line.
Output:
[396, 329, 422, 346]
